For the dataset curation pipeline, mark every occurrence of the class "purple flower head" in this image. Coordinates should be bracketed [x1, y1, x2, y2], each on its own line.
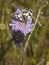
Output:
[10, 18, 34, 36]
[10, 9, 34, 47]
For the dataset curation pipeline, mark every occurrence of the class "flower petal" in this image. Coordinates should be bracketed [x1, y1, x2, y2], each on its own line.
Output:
[16, 8, 22, 13]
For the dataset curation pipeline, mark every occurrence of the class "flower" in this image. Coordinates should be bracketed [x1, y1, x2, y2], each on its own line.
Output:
[16, 8, 22, 13]
[10, 17, 34, 36]
[10, 8, 34, 47]
[12, 30, 25, 47]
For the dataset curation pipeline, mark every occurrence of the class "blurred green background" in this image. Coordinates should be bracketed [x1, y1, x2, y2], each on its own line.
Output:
[0, 0, 49, 65]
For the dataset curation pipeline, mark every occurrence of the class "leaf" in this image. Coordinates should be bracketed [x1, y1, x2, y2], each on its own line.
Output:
[0, 23, 6, 30]
[46, 62, 49, 65]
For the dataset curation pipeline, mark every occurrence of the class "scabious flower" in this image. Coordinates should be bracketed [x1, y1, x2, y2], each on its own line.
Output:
[10, 8, 34, 47]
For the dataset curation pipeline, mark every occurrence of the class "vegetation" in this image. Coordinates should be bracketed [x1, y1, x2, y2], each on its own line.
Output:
[0, 0, 49, 65]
